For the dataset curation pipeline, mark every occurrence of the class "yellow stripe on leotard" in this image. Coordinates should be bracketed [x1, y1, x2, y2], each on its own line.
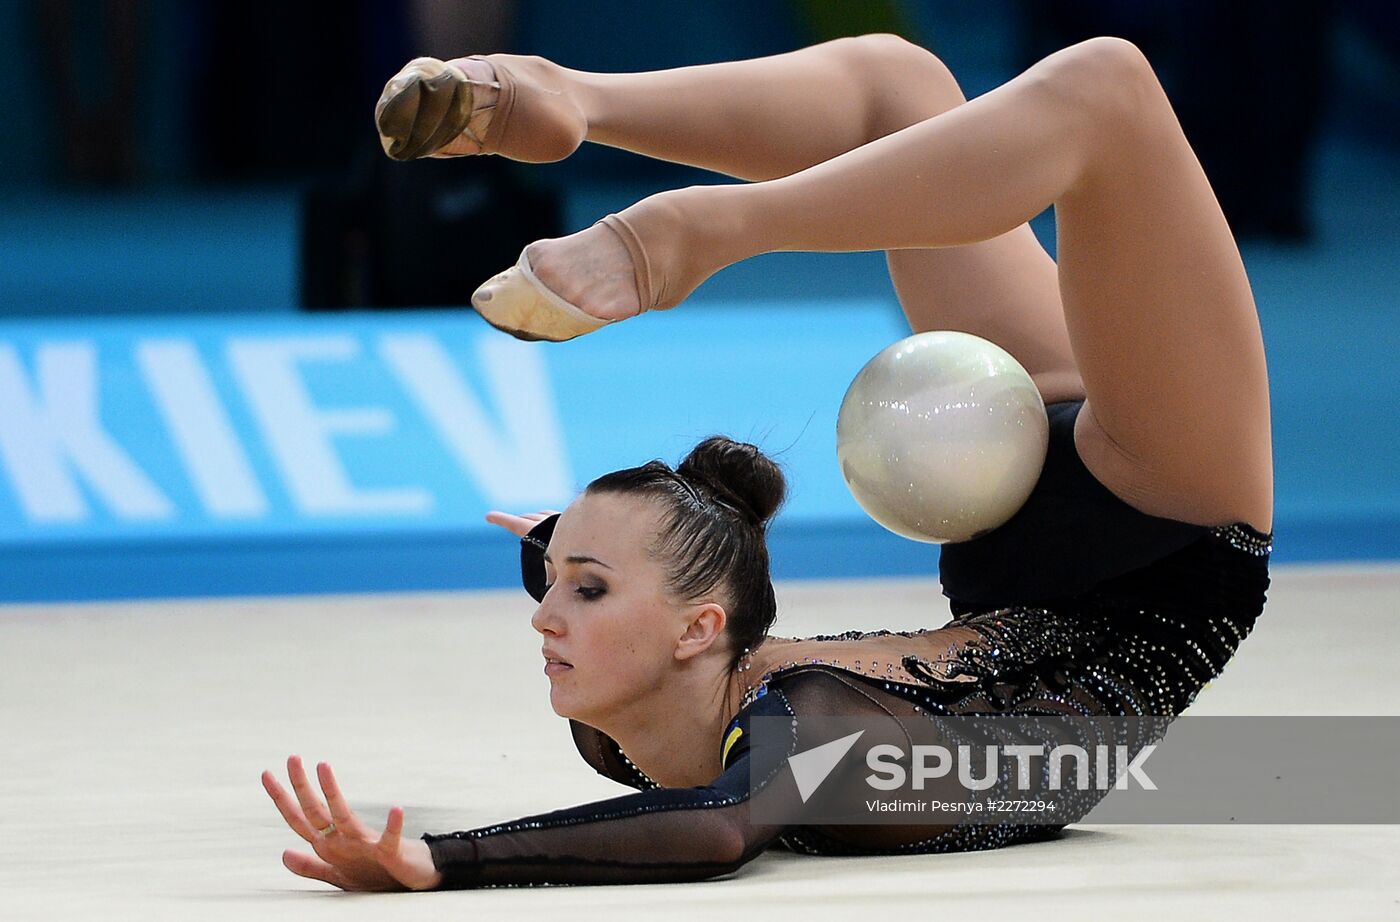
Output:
[722, 726, 744, 767]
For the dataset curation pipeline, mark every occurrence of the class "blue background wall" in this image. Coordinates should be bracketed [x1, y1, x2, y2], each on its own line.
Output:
[2, 1, 1397, 601]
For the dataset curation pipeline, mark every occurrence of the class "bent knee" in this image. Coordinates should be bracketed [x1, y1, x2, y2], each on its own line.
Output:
[1026, 36, 1175, 161]
[1055, 36, 1157, 87]
[1036, 37, 1165, 120]
[834, 32, 936, 66]
[830, 33, 964, 131]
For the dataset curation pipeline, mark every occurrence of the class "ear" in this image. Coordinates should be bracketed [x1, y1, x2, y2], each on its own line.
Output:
[673, 602, 728, 662]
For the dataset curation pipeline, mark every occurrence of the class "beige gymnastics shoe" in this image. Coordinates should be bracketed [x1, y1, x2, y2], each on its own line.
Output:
[375, 57, 487, 161]
[375, 54, 586, 163]
[471, 214, 655, 343]
[471, 249, 615, 342]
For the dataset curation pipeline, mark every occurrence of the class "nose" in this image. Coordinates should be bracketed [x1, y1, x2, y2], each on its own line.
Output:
[531, 591, 564, 636]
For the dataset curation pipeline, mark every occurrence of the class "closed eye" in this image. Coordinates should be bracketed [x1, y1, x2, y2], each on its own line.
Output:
[542, 583, 605, 601]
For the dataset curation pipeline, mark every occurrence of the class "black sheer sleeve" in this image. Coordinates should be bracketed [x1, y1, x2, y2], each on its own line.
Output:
[420, 668, 922, 888]
[421, 679, 797, 888]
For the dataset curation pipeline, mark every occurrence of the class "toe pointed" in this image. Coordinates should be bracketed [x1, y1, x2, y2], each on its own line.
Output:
[469, 261, 611, 343]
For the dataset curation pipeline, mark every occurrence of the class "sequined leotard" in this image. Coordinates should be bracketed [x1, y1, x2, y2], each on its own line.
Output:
[423, 399, 1272, 887]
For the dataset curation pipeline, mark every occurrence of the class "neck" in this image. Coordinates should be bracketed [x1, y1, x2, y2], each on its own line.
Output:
[593, 653, 747, 788]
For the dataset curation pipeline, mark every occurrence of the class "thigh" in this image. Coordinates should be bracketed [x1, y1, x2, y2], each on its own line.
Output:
[870, 44, 1085, 404]
[887, 226, 1085, 404]
[1050, 44, 1273, 532]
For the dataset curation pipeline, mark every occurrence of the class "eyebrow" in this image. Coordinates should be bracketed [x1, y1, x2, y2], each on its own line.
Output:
[542, 553, 614, 571]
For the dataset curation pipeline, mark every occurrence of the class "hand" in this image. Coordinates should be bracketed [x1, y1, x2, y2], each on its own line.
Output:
[262, 755, 443, 892]
[485, 509, 560, 538]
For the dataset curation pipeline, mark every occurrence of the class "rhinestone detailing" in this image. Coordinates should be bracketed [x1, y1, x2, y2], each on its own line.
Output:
[1209, 523, 1273, 556]
[617, 748, 659, 790]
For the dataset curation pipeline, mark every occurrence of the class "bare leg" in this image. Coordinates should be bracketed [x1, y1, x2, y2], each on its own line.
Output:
[555, 38, 1272, 532]
[416, 37, 1082, 401]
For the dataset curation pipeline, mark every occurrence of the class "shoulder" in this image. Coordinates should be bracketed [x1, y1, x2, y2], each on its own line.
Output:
[770, 664, 865, 696]
[738, 665, 876, 723]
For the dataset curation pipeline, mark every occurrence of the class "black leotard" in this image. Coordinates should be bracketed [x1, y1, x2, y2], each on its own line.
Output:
[938, 400, 1214, 607]
[425, 400, 1272, 888]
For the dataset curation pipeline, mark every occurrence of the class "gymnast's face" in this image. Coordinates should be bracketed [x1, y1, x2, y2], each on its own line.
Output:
[531, 491, 727, 724]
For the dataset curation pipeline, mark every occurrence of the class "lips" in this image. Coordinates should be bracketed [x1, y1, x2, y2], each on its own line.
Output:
[543, 648, 573, 669]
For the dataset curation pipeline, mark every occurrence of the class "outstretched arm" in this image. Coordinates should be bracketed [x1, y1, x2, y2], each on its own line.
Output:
[263, 668, 980, 890]
[261, 738, 786, 890]
[419, 681, 801, 888]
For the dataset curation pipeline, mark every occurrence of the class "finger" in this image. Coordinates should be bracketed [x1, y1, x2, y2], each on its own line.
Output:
[316, 761, 360, 828]
[286, 755, 334, 831]
[374, 807, 420, 887]
[486, 509, 558, 523]
[377, 805, 404, 858]
[485, 510, 560, 536]
[282, 848, 352, 890]
[262, 770, 318, 843]
[484, 511, 534, 537]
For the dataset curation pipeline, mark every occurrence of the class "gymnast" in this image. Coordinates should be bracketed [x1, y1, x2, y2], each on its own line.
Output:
[261, 34, 1273, 890]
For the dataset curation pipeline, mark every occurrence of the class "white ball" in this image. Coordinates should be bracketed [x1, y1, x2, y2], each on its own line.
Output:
[836, 331, 1048, 544]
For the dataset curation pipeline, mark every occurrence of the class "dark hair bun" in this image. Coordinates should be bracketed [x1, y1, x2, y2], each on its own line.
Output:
[677, 436, 786, 526]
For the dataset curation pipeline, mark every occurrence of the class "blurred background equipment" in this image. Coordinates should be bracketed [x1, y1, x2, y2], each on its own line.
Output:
[300, 153, 564, 310]
[1019, 0, 1331, 241]
[36, 0, 143, 185]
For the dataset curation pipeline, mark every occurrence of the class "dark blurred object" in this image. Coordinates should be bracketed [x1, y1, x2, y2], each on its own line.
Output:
[37, 0, 142, 184]
[410, 0, 514, 59]
[191, 0, 517, 180]
[300, 152, 562, 310]
[295, 0, 540, 309]
[192, 0, 410, 179]
[787, 0, 916, 44]
[1347, 0, 1400, 56]
[1020, 0, 1332, 243]
[1334, 0, 1400, 149]
[1175, 0, 1330, 243]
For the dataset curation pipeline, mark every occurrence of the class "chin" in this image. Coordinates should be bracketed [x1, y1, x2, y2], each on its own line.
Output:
[547, 684, 580, 720]
[550, 688, 611, 728]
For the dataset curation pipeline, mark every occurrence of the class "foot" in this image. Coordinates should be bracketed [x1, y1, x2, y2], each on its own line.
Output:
[375, 54, 585, 163]
[471, 190, 718, 342]
[431, 59, 499, 157]
[471, 221, 641, 341]
[521, 224, 642, 321]
[374, 56, 484, 160]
